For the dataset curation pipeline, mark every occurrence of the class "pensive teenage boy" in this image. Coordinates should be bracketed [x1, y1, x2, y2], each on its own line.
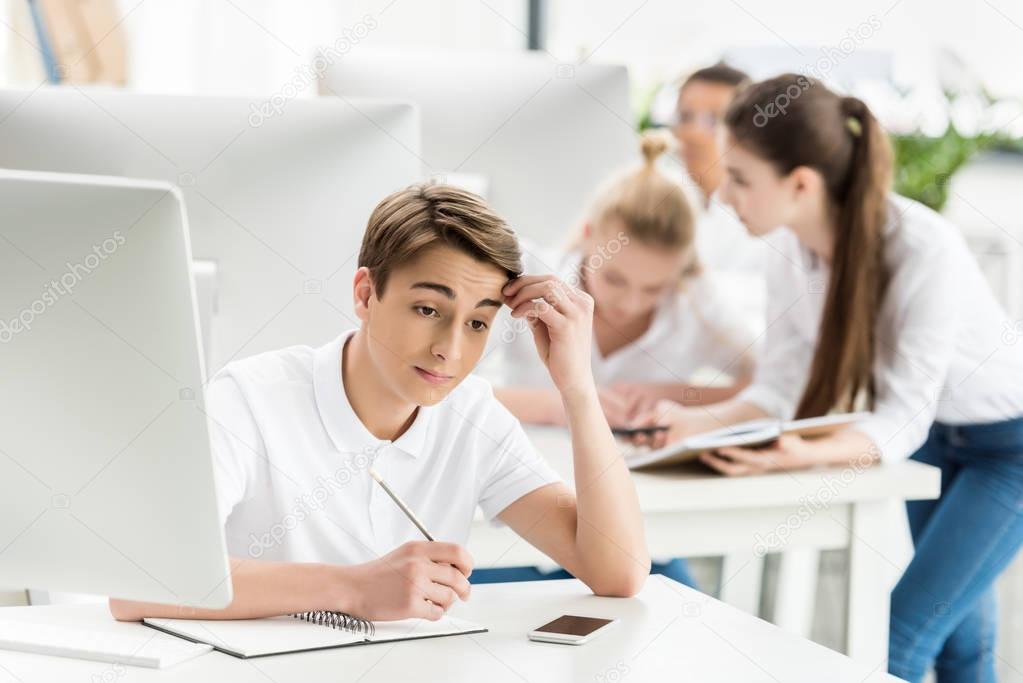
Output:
[110, 183, 650, 623]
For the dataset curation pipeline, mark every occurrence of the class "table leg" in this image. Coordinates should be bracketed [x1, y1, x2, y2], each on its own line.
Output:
[846, 500, 896, 667]
[719, 551, 765, 616]
[773, 548, 819, 638]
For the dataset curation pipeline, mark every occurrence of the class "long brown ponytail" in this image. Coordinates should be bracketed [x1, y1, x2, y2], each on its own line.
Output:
[724, 75, 893, 417]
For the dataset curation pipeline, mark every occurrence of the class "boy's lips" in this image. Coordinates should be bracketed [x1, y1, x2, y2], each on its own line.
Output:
[414, 366, 454, 385]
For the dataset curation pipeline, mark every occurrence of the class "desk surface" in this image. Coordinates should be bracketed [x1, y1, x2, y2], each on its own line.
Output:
[524, 426, 940, 512]
[0, 577, 900, 683]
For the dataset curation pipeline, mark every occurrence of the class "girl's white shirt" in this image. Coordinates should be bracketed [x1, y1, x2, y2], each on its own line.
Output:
[739, 195, 1023, 462]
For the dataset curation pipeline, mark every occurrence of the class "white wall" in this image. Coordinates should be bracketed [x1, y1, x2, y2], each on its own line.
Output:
[546, 0, 1023, 99]
[4, 1, 1021, 101]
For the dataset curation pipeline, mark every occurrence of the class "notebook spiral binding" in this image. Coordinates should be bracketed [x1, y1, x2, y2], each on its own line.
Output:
[291, 611, 376, 636]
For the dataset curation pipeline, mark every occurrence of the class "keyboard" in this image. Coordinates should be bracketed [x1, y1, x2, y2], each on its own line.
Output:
[0, 618, 213, 669]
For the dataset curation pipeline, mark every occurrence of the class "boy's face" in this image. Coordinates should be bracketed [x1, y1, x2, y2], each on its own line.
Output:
[356, 244, 509, 406]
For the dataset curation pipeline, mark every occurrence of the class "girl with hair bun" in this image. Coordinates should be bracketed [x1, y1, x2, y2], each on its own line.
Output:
[637, 74, 1023, 683]
[475, 129, 758, 589]
[483, 129, 755, 429]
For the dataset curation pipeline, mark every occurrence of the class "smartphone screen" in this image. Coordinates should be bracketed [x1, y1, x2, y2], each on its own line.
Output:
[535, 615, 613, 637]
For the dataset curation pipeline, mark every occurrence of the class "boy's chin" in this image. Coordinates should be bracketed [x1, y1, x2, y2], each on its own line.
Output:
[405, 380, 460, 407]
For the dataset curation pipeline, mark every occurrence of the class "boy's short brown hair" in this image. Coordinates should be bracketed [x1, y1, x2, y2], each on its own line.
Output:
[358, 183, 522, 296]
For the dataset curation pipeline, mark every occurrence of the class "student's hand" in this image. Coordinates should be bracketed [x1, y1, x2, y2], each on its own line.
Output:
[344, 541, 473, 622]
[703, 435, 812, 476]
[503, 275, 596, 399]
[609, 383, 662, 421]
[627, 399, 702, 449]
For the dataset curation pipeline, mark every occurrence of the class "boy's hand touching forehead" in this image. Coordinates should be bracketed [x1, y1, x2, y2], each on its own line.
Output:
[502, 274, 596, 397]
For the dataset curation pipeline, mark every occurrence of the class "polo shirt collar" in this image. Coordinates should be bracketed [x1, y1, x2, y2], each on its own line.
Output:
[313, 330, 432, 459]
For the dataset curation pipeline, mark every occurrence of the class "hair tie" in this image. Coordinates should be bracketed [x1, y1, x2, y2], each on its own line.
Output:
[845, 116, 863, 138]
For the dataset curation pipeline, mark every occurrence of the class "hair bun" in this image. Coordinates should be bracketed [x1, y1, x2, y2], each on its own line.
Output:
[640, 130, 673, 166]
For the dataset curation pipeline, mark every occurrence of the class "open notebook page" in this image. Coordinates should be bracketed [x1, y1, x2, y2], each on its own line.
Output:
[144, 614, 485, 659]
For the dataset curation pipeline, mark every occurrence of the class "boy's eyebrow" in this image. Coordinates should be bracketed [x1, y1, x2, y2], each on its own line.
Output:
[411, 282, 503, 309]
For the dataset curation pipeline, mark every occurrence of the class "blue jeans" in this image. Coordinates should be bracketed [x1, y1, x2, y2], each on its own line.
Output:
[470, 558, 697, 589]
[889, 418, 1023, 683]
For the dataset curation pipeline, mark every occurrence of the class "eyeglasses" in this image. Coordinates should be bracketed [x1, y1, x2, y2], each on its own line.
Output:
[672, 110, 721, 130]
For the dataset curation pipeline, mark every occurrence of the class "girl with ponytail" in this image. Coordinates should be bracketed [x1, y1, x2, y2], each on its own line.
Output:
[638, 74, 1023, 682]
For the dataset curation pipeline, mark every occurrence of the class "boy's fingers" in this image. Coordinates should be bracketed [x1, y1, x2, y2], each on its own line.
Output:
[431, 563, 471, 601]
[505, 281, 571, 313]
[509, 302, 568, 334]
[417, 599, 445, 621]
[425, 542, 473, 576]
[424, 583, 457, 610]
[508, 299, 549, 319]
[502, 274, 556, 299]
[533, 300, 569, 330]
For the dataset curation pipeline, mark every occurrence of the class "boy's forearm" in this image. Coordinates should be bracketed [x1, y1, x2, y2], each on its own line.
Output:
[109, 557, 352, 621]
[561, 384, 650, 596]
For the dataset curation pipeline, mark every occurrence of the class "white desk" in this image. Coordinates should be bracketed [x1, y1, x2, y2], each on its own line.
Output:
[0, 577, 902, 682]
[469, 427, 940, 666]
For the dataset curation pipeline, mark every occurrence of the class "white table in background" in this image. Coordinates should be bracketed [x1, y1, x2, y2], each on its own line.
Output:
[0, 577, 903, 682]
[468, 426, 940, 667]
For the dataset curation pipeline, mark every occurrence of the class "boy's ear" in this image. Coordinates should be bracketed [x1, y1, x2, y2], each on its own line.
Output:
[581, 222, 593, 240]
[352, 266, 375, 323]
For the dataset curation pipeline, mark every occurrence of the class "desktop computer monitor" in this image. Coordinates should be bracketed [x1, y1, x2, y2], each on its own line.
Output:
[0, 169, 232, 607]
[318, 50, 636, 245]
[0, 87, 420, 374]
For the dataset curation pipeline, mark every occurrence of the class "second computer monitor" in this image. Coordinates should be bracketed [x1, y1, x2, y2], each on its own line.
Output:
[319, 50, 637, 245]
[0, 87, 421, 373]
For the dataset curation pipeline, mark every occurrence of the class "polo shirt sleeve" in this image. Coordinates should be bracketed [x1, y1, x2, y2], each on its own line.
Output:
[204, 373, 270, 527]
[476, 395, 562, 522]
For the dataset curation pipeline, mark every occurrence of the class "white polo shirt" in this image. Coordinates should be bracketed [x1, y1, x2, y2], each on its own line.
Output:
[739, 195, 1023, 462]
[476, 244, 757, 389]
[207, 330, 561, 563]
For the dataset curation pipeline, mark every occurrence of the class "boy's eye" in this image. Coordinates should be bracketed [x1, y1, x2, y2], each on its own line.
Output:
[469, 319, 488, 331]
[415, 306, 439, 318]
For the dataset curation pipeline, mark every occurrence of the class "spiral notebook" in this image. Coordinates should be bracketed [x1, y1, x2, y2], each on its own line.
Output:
[143, 611, 486, 659]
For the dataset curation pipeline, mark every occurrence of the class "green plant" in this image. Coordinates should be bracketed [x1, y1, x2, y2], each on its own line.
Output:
[891, 127, 998, 212]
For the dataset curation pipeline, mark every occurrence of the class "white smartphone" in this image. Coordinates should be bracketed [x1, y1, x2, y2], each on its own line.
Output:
[527, 615, 618, 645]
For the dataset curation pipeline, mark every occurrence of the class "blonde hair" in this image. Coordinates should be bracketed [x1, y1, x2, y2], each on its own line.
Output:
[358, 183, 521, 296]
[583, 130, 699, 276]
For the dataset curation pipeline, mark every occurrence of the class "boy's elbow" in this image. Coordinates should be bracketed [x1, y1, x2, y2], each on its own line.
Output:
[108, 598, 143, 622]
[587, 562, 650, 598]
